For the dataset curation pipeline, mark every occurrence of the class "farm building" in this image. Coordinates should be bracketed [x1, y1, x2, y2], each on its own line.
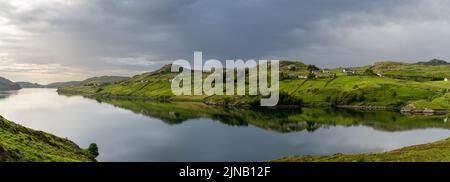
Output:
[342, 69, 357, 76]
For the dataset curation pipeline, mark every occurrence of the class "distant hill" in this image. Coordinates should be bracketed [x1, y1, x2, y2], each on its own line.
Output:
[0, 77, 21, 91]
[344, 60, 450, 81]
[44, 76, 130, 88]
[46, 81, 83, 88]
[16, 82, 45, 88]
[415, 59, 450, 65]
[81, 76, 130, 86]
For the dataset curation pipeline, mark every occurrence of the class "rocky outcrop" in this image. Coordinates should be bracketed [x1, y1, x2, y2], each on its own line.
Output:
[400, 108, 448, 114]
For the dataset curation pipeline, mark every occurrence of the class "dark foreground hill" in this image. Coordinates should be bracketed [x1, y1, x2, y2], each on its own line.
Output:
[0, 115, 96, 162]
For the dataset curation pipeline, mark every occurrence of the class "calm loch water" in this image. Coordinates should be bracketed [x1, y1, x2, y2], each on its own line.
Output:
[0, 88, 450, 161]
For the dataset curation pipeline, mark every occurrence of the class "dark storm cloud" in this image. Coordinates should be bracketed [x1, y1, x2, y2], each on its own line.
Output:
[1, 0, 450, 82]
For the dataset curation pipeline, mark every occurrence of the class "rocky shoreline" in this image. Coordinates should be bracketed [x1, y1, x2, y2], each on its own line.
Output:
[335, 105, 396, 110]
[400, 108, 449, 114]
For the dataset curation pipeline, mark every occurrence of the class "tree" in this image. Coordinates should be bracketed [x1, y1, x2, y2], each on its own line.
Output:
[278, 91, 303, 105]
[88, 143, 99, 158]
[307, 64, 319, 71]
[364, 68, 377, 76]
[391, 91, 397, 98]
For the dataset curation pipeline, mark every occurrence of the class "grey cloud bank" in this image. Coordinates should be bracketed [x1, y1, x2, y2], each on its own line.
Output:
[0, 0, 449, 83]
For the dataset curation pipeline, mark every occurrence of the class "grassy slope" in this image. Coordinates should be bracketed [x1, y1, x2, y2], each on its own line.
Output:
[280, 76, 447, 107]
[0, 116, 95, 162]
[273, 137, 450, 162]
[368, 61, 450, 79]
[57, 61, 450, 110]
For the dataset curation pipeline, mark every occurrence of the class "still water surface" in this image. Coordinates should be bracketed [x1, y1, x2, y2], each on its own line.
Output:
[0, 88, 449, 161]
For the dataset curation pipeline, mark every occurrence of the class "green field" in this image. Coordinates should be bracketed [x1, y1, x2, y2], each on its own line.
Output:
[0, 115, 96, 162]
[359, 61, 450, 79]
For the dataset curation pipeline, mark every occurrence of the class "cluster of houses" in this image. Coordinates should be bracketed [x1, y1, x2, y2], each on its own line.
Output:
[287, 74, 309, 79]
[285, 67, 389, 80]
[342, 69, 383, 77]
[342, 69, 358, 76]
[287, 69, 336, 79]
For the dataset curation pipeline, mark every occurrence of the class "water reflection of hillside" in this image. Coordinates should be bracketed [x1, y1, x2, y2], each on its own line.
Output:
[0, 90, 18, 99]
[95, 98, 450, 133]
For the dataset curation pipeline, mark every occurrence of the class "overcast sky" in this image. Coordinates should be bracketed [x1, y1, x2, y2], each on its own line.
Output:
[1, 0, 450, 83]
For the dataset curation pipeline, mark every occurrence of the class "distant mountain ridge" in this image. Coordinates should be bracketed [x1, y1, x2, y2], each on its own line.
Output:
[0, 77, 21, 91]
[14, 76, 131, 88]
[45, 81, 83, 88]
[14, 81, 82, 88]
[415, 59, 450, 65]
[81, 76, 130, 86]
[16, 82, 46, 88]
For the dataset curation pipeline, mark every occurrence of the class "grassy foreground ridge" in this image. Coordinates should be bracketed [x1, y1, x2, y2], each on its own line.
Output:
[0, 115, 96, 162]
[273, 137, 450, 162]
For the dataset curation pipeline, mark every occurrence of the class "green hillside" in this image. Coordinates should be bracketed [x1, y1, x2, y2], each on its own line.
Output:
[351, 60, 450, 81]
[57, 60, 450, 112]
[0, 116, 96, 162]
[58, 65, 180, 99]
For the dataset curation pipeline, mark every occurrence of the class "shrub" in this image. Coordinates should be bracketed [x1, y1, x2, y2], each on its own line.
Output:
[307, 65, 319, 71]
[87, 143, 99, 158]
[391, 91, 397, 98]
[325, 96, 331, 102]
[306, 88, 319, 93]
[363, 69, 377, 76]
[337, 91, 365, 104]
[329, 96, 339, 106]
[278, 91, 303, 105]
